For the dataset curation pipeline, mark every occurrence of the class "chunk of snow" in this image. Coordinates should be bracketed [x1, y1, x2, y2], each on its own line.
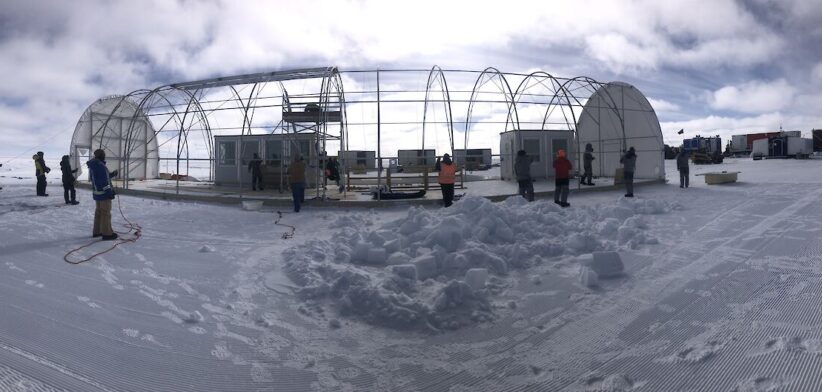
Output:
[411, 254, 439, 280]
[386, 251, 411, 265]
[586, 251, 624, 278]
[391, 264, 417, 281]
[365, 248, 387, 265]
[579, 266, 599, 287]
[464, 268, 488, 291]
[199, 245, 215, 253]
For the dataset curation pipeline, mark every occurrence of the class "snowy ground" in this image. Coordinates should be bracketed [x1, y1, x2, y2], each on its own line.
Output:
[2, 157, 822, 391]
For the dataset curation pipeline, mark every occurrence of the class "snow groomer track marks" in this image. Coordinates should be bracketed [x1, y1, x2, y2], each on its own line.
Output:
[4, 159, 822, 390]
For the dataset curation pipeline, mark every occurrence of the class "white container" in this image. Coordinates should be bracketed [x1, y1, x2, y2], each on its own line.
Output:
[702, 171, 739, 185]
[241, 200, 264, 211]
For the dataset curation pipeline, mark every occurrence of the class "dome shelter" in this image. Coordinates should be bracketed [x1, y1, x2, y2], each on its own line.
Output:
[576, 82, 665, 180]
[69, 95, 160, 181]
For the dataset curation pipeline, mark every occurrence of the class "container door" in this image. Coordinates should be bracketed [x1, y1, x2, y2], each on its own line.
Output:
[521, 136, 542, 178]
[240, 140, 260, 185]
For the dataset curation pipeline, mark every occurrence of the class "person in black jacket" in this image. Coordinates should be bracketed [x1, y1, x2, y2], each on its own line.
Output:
[248, 153, 263, 191]
[60, 155, 79, 205]
[33, 151, 50, 196]
[325, 157, 342, 193]
[582, 143, 595, 186]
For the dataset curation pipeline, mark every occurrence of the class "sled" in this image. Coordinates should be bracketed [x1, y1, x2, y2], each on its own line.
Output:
[372, 190, 426, 200]
[696, 171, 740, 185]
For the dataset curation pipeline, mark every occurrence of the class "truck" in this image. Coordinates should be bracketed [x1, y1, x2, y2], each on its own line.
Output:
[683, 135, 723, 164]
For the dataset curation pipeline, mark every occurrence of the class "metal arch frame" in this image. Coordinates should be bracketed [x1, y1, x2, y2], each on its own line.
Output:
[513, 71, 569, 129]
[555, 78, 626, 146]
[463, 67, 519, 152]
[550, 77, 628, 182]
[102, 85, 212, 189]
[422, 65, 455, 155]
[134, 87, 212, 187]
[86, 92, 166, 187]
[313, 67, 348, 198]
[73, 66, 665, 200]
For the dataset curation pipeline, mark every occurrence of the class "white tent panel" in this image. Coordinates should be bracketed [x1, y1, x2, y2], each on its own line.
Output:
[576, 82, 665, 180]
[69, 96, 160, 180]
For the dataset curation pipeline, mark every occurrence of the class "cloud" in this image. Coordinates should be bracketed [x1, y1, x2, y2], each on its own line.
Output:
[646, 98, 680, 113]
[812, 63, 822, 85]
[709, 79, 796, 113]
[661, 111, 822, 145]
[0, 0, 821, 158]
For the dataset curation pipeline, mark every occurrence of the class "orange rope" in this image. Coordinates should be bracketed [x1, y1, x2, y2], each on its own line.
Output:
[64, 195, 141, 265]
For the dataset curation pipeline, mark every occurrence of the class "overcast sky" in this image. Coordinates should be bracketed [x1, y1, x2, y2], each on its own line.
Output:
[1, 0, 821, 160]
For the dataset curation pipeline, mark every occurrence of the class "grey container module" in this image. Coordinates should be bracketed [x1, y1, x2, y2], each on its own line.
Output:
[499, 129, 575, 180]
[214, 133, 319, 188]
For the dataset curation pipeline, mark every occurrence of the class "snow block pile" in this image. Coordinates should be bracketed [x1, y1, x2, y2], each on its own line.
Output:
[282, 195, 677, 332]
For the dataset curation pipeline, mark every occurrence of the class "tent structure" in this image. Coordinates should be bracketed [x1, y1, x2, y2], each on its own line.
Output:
[69, 67, 665, 199]
[69, 96, 160, 181]
[576, 82, 665, 180]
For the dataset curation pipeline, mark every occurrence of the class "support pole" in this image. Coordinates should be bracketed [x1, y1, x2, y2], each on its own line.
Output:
[376, 69, 382, 201]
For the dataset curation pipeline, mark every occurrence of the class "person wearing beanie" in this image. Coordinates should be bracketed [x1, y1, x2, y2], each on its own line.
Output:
[87, 149, 119, 240]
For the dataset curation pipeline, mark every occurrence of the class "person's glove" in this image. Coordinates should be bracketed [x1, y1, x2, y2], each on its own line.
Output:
[45, 168, 51, 173]
[110, 170, 119, 178]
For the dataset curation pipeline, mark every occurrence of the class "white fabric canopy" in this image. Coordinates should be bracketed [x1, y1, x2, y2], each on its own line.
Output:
[69, 96, 159, 180]
[576, 82, 665, 180]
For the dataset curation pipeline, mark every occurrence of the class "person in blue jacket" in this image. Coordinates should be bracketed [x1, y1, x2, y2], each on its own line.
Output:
[87, 149, 119, 240]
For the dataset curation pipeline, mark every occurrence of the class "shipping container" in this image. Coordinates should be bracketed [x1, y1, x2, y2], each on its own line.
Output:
[751, 135, 813, 159]
[397, 149, 436, 168]
[339, 150, 377, 170]
[499, 129, 575, 180]
[787, 136, 813, 157]
[453, 148, 493, 170]
[730, 135, 747, 154]
[747, 132, 780, 150]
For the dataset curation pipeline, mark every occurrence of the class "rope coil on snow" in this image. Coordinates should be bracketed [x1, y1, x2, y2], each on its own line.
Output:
[63, 195, 141, 265]
[275, 211, 295, 240]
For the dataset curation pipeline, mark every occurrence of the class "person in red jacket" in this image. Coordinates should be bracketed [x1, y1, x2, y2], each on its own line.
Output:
[553, 149, 572, 207]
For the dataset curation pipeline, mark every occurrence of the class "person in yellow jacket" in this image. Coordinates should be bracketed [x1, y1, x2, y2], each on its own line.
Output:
[33, 151, 50, 196]
[435, 153, 457, 207]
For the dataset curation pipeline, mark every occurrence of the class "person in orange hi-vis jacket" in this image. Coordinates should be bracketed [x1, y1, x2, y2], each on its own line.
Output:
[435, 153, 457, 207]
